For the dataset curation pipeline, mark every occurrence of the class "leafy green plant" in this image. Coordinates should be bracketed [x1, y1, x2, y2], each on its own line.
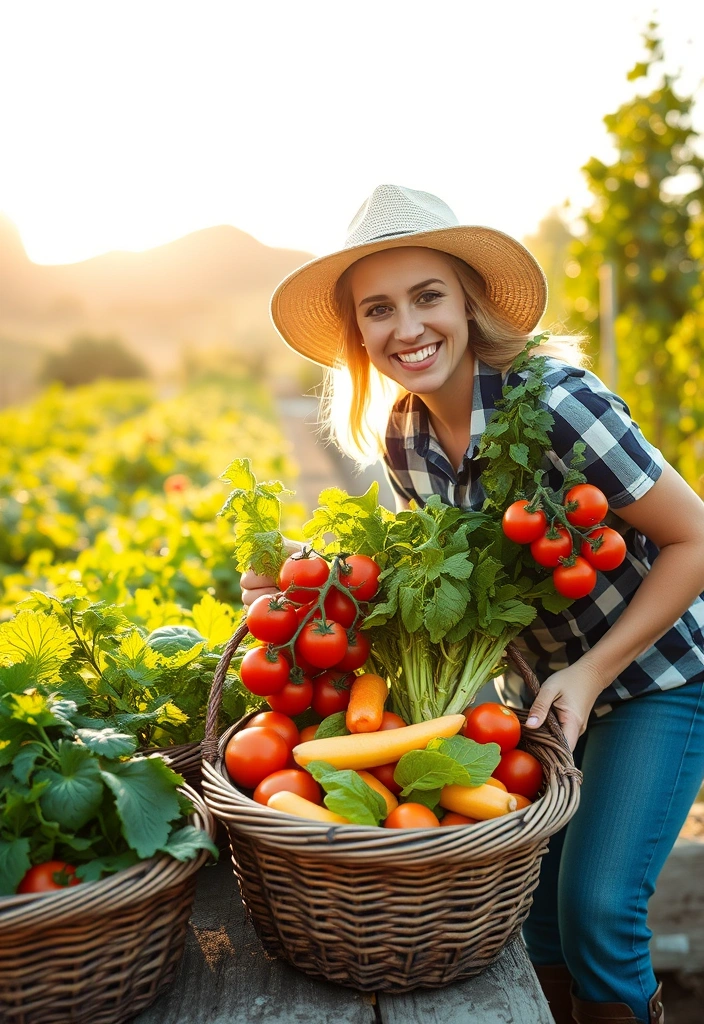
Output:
[0, 591, 262, 748]
[0, 690, 217, 895]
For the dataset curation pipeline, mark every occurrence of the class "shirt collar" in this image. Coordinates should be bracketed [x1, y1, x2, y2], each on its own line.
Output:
[401, 358, 505, 461]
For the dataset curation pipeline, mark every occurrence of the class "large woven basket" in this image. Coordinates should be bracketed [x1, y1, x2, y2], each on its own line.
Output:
[202, 624, 582, 993]
[0, 784, 216, 1024]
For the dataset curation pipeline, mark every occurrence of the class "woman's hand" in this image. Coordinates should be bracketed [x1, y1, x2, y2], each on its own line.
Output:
[240, 538, 304, 608]
[523, 661, 606, 751]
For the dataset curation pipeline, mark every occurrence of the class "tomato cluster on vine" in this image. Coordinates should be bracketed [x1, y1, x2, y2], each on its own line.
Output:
[243, 550, 381, 716]
[502, 484, 627, 599]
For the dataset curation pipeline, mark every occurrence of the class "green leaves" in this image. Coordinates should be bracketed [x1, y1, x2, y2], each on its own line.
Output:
[146, 625, 206, 657]
[394, 735, 501, 808]
[0, 838, 31, 896]
[37, 743, 104, 831]
[100, 756, 184, 858]
[306, 760, 386, 826]
[75, 727, 137, 758]
[0, 611, 74, 684]
[219, 457, 291, 576]
[314, 712, 350, 739]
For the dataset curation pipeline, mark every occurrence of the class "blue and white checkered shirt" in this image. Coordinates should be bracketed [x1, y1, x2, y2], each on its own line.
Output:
[383, 356, 704, 713]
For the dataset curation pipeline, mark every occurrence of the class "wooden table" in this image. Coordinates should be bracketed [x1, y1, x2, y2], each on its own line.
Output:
[132, 859, 555, 1024]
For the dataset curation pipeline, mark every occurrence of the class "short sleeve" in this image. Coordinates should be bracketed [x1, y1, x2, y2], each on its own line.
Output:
[542, 368, 665, 508]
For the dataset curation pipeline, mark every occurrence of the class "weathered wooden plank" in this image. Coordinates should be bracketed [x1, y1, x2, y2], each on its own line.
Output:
[377, 938, 555, 1024]
[132, 859, 376, 1024]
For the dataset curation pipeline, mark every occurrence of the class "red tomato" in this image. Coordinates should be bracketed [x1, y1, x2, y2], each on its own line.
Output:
[553, 556, 597, 599]
[278, 553, 330, 604]
[502, 501, 548, 544]
[17, 861, 80, 894]
[440, 812, 477, 826]
[463, 703, 521, 753]
[581, 527, 627, 571]
[339, 555, 381, 601]
[378, 711, 407, 730]
[530, 526, 573, 568]
[296, 620, 348, 669]
[224, 727, 290, 789]
[333, 630, 371, 672]
[384, 803, 440, 828]
[266, 677, 314, 716]
[493, 749, 544, 800]
[246, 595, 297, 645]
[253, 768, 323, 806]
[245, 711, 299, 750]
[323, 588, 358, 628]
[239, 646, 290, 696]
[295, 602, 316, 625]
[368, 761, 402, 795]
[299, 724, 319, 742]
[312, 671, 353, 717]
[163, 473, 190, 495]
[565, 484, 609, 528]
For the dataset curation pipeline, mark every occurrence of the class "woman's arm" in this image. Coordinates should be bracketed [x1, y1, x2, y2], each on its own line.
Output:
[525, 462, 704, 748]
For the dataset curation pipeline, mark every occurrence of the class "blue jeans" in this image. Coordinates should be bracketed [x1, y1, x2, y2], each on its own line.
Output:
[522, 677, 704, 1021]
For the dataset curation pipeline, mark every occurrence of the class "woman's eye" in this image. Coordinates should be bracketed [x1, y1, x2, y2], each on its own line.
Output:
[365, 304, 390, 317]
[417, 291, 443, 304]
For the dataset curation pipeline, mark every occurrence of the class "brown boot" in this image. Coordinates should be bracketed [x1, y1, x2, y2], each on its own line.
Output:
[533, 963, 576, 1024]
[571, 981, 664, 1024]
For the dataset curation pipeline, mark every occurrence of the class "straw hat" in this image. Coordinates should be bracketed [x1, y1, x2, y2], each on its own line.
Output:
[270, 184, 547, 368]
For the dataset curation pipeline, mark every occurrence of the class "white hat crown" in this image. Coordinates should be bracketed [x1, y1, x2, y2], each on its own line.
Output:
[345, 184, 460, 249]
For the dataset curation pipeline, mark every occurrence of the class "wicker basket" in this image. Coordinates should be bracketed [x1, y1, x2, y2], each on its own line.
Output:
[201, 624, 582, 992]
[0, 784, 216, 1024]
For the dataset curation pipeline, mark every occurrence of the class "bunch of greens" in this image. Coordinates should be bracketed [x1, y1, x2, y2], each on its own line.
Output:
[0, 688, 217, 895]
[0, 590, 261, 748]
[302, 733, 501, 825]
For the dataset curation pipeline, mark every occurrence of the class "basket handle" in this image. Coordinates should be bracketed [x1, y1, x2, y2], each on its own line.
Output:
[505, 641, 572, 754]
[203, 620, 250, 764]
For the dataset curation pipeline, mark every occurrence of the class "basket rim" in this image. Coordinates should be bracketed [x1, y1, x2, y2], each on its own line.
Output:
[0, 782, 216, 924]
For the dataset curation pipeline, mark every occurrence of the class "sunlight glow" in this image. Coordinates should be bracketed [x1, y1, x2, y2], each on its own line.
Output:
[0, 0, 702, 264]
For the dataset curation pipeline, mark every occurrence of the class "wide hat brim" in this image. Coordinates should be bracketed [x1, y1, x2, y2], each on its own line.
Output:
[270, 224, 548, 368]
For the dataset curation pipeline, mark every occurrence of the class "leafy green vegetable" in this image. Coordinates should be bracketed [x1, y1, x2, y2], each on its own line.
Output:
[0, 688, 216, 894]
[393, 735, 501, 807]
[219, 457, 292, 576]
[314, 712, 350, 740]
[306, 760, 386, 826]
[146, 625, 207, 657]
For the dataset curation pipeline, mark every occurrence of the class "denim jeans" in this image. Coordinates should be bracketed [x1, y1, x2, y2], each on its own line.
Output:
[522, 676, 704, 1021]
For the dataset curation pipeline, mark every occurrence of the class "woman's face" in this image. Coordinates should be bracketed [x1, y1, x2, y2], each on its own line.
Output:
[348, 247, 471, 394]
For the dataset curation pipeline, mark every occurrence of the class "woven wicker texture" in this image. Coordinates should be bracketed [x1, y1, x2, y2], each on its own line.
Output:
[146, 741, 202, 792]
[202, 625, 582, 992]
[0, 784, 216, 1024]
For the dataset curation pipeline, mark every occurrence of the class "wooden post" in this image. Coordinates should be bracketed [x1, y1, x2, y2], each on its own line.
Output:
[598, 262, 617, 391]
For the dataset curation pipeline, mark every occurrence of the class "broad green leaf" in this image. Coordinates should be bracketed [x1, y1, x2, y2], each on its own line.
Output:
[11, 742, 43, 785]
[0, 661, 36, 696]
[0, 611, 74, 683]
[394, 749, 472, 796]
[314, 712, 350, 739]
[75, 850, 140, 882]
[509, 443, 530, 468]
[440, 553, 474, 580]
[191, 595, 235, 648]
[158, 825, 218, 861]
[399, 585, 423, 633]
[0, 838, 31, 895]
[75, 727, 137, 758]
[426, 735, 501, 786]
[146, 625, 207, 657]
[6, 692, 62, 729]
[424, 578, 467, 642]
[100, 756, 183, 858]
[36, 742, 104, 830]
[306, 761, 386, 826]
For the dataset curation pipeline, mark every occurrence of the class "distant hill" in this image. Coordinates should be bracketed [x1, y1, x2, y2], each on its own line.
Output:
[0, 215, 316, 394]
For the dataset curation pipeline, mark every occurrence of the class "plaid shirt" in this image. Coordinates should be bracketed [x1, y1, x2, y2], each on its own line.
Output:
[383, 357, 704, 713]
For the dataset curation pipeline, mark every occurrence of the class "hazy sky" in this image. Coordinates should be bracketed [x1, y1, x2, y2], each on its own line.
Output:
[1, 0, 702, 264]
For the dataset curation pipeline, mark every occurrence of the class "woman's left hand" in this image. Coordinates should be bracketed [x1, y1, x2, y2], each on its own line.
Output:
[523, 661, 606, 750]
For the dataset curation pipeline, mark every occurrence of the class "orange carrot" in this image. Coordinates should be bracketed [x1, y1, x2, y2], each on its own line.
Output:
[486, 777, 508, 791]
[345, 673, 388, 733]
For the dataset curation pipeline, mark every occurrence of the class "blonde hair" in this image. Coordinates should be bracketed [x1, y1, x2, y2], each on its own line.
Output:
[320, 249, 586, 467]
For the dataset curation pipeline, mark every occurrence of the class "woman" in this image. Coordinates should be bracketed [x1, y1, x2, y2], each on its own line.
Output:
[242, 184, 704, 1023]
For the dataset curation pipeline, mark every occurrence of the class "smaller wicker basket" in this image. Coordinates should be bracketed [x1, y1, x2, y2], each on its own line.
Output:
[0, 784, 215, 1024]
[202, 624, 582, 993]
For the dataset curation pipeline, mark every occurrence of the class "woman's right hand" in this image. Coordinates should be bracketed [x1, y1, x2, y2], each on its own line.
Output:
[240, 538, 304, 608]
